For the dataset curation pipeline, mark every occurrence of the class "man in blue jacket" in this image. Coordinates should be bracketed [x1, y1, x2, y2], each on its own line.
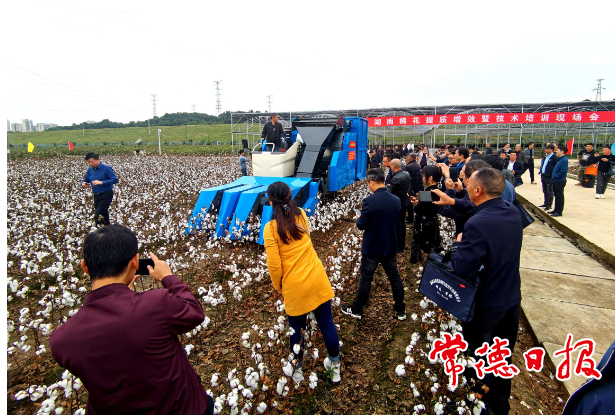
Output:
[342, 168, 406, 321]
[451, 167, 523, 415]
[549, 147, 569, 217]
[538, 144, 557, 210]
[82, 153, 119, 226]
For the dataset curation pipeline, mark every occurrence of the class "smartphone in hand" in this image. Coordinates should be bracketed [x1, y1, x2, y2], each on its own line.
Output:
[418, 191, 433, 203]
[354, 209, 361, 217]
[449, 167, 458, 183]
[137, 258, 155, 275]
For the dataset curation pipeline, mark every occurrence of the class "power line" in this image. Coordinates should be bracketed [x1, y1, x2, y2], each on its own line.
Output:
[151, 94, 157, 117]
[214, 81, 222, 115]
[593, 79, 605, 101]
[266, 95, 273, 112]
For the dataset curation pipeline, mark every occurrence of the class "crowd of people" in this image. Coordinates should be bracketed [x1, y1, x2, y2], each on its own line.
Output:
[50, 142, 612, 415]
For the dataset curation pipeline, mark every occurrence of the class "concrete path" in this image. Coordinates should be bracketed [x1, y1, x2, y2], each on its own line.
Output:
[516, 168, 615, 395]
[516, 166, 615, 268]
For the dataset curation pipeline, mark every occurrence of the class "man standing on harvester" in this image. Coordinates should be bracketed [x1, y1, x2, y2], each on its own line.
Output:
[261, 114, 286, 152]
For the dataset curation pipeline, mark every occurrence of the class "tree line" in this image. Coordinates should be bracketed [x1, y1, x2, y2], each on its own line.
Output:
[47, 110, 263, 131]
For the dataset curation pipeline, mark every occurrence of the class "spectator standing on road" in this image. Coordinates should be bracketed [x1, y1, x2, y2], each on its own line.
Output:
[452, 168, 523, 415]
[81, 152, 118, 227]
[409, 165, 442, 264]
[576, 143, 595, 186]
[260, 114, 286, 152]
[263, 181, 341, 383]
[239, 150, 250, 176]
[523, 142, 537, 184]
[342, 169, 406, 321]
[593, 145, 615, 199]
[549, 147, 569, 217]
[539, 144, 558, 210]
[50, 225, 213, 415]
[505, 152, 524, 187]
[388, 159, 412, 251]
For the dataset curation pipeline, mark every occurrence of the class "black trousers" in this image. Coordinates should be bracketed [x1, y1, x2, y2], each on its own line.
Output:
[93, 191, 113, 226]
[552, 180, 566, 214]
[352, 255, 405, 313]
[462, 303, 521, 415]
[524, 160, 534, 182]
[540, 176, 553, 208]
[396, 209, 406, 251]
[204, 394, 214, 415]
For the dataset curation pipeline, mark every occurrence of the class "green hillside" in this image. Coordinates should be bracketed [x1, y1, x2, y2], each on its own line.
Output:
[7, 124, 233, 146]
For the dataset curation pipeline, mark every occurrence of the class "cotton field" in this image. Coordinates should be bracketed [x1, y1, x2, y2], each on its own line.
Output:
[6, 154, 557, 414]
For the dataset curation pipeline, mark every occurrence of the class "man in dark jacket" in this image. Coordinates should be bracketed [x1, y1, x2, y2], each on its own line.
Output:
[82, 152, 119, 227]
[260, 114, 285, 151]
[504, 152, 524, 186]
[484, 142, 493, 155]
[369, 149, 380, 168]
[523, 142, 536, 184]
[388, 159, 411, 251]
[593, 145, 615, 198]
[50, 225, 212, 415]
[451, 167, 523, 415]
[404, 153, 423, 223]
[539, 144, 558, 210]
[549, 147, 569, 216]
[342, 169, 406, 321]
[383, 155, 394, 186]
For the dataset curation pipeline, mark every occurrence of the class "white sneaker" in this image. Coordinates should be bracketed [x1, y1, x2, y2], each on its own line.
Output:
[323, 357, 341, 383]
[596, 194, 601, 199]
[601, 194, 606, 199]
[292, 367, 304, 384]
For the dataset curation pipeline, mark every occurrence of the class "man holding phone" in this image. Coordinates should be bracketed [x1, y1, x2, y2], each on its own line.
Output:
[82, 152, 118, 227]
[50, 225, 212, 415]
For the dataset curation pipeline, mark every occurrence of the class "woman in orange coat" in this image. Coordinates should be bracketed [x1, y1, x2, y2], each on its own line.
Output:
[264, 181, 341, 384]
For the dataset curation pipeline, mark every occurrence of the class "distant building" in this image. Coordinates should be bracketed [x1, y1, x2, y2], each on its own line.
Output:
[7, 120, 10, 132]
[36, 123, 59, 132]
[22, 119, 34, 132]
[11, 123, 23, 133]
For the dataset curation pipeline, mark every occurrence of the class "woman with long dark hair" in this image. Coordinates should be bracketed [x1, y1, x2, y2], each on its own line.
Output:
[410, 165, 442, 263]
[263, 181, 341, 384]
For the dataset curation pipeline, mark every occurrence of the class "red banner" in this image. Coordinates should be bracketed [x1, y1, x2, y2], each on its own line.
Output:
[367, 111, 615, 127]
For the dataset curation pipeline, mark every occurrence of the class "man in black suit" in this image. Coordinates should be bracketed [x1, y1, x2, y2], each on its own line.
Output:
[450, 167, 523, 415]
[369, 149, 380, 169]
[538, 144, 558, 210]
[342, 169, 406, 321]
[405, 153, 423, 223]
[504, 152, 524, 186]
[388, 159, 411, 251]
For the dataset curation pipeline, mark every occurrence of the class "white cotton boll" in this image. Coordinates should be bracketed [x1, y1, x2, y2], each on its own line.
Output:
[184, 344, 194, 355]
[211, 373, 219, 387]
[54, 407, 64, 414]
[434, 402, 445, 415]
[293, 344, 301, 355]
[282, 361, 293, 377]
[256, 402, 267, 413]
[14, 390, 28, 400]
[276, 377, 288, 395]
[313, 348, 319, 360]
[420, 299, 429, 309]
[74, 409, 86, 415]
[431, 383, 440, 393]
[411, 313, 418, 321]
[413, 404, 425, 412]
[413, 388, 420, 398]
[395, 365, 406, 377]
[242, 332, 250, 340]
[242, 340, 250, 349]
[241, 389, 253, 399]
[405, 356, 415, 365]
[229, 378, 240, 388]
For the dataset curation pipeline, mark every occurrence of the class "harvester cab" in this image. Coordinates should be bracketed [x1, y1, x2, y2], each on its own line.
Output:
[185, 116, 368, 244]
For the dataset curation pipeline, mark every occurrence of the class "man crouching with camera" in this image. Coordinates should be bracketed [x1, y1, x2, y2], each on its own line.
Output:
[448, 168, 522, 415]
[50, 224, 213, 415]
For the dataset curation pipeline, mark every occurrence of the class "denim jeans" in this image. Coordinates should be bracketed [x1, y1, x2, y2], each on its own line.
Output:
[288, 301, 339, 367]
[596, 172, 610, 195]
[352, 255, 405, 314]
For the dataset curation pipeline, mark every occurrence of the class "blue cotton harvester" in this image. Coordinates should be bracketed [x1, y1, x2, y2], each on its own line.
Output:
[185, 117, 368, 244]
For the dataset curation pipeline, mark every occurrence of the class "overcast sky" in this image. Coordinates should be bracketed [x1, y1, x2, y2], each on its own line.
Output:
[5, 0, 615, 126]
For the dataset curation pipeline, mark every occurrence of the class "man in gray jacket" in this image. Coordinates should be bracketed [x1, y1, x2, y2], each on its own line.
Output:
[523, 142, 536, 184]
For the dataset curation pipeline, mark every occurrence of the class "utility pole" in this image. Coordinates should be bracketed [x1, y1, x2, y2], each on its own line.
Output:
[192, 105, 196, 113]
[593, 79, 605, 101]
[148, 119, 150, 135]
[151, 94, 158, 117]
[214, 81, 222, 115]
[266, 95, 273, 112]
